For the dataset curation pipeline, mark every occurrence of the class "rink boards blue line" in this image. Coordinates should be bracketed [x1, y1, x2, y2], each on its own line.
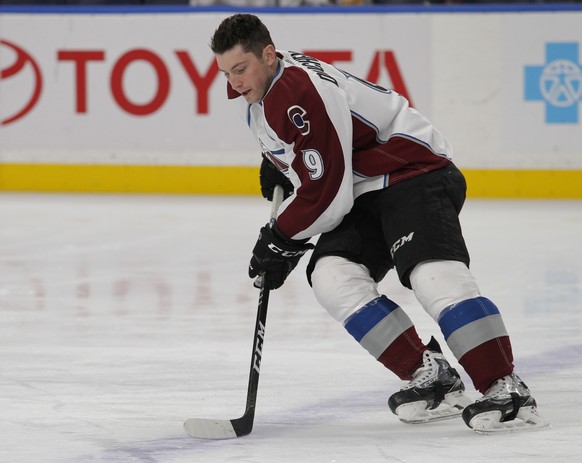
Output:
[1, 4, 582, 14]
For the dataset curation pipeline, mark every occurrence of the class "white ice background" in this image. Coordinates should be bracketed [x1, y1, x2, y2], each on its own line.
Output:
[1, 193, 581, 463]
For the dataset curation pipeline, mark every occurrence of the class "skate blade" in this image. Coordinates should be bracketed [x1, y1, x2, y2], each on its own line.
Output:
[469, 406, 551, 434]
[395, 390, 472, 424]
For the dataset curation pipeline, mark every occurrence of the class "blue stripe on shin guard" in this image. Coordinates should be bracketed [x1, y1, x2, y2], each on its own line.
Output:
[438, 297, 507, 359]
[344, 296, 399, 342]
[344, 296, 414, 359]
[438, 296, 500, 339]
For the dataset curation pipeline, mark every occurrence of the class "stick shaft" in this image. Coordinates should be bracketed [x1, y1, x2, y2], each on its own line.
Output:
[184, 186, 285, 439]
[243, 184, 284, 416]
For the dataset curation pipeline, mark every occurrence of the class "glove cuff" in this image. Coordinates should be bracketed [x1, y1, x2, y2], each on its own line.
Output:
[271, 223, 309, 247]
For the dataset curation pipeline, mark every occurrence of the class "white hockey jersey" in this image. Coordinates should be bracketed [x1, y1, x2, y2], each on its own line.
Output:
[226, 50, 453, 241]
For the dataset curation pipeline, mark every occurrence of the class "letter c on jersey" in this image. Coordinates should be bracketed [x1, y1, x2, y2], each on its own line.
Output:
[287, 105, 310, 136]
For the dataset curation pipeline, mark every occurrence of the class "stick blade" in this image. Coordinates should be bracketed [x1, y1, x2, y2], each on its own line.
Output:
[183, 418, 238, 439]
[184, 411, 254, 439]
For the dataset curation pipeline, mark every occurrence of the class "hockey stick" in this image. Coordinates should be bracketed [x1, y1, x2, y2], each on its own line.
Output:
[184, 185, 284, 439]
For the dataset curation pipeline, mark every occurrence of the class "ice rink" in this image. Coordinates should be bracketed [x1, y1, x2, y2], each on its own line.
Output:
[1, 193, 581, 463]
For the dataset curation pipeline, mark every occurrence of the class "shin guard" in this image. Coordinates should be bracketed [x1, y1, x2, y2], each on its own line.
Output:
[344, 295, 425, 380]
[438, 296, 514, 393]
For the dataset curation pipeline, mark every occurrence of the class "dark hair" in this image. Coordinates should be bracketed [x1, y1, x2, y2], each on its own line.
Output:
[210, 14, 275, 57]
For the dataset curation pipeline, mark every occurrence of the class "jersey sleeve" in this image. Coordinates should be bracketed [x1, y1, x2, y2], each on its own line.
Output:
[263, 67, 354, 241]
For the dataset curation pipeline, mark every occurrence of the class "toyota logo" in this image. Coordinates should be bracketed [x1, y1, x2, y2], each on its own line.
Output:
[0, 39, 43, 126]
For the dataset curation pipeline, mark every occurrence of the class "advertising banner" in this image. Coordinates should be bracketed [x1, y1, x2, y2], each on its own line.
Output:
[0, 11, 430, 167]
[1, 7, 581, 196]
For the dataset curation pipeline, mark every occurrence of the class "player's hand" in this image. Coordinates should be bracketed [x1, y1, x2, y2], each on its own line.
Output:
[259, 155, 294, 201]
[248, 224, 313, 290]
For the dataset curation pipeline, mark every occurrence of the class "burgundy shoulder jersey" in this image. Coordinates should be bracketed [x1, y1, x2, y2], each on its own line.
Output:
[227, 50, 453, 241]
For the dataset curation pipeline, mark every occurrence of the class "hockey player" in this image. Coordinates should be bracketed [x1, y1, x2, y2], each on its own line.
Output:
[210, 13, 548, 433]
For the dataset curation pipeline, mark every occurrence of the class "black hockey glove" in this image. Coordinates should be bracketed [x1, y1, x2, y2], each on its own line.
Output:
[248, 224, 314, 290]
[260, 155, 294, 201]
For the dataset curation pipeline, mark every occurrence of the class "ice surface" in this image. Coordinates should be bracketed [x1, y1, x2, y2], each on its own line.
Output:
[1, 193, 581, 463]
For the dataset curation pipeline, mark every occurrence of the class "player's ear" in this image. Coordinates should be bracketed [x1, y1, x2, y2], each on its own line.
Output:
[263, 44, 277, 65]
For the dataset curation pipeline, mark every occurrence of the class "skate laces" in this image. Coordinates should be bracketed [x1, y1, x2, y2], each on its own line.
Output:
[405, 350, 443, 390]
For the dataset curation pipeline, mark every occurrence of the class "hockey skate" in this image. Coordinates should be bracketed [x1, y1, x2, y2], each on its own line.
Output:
[462, 373, 550, 433]
[388, 338, 472, 424]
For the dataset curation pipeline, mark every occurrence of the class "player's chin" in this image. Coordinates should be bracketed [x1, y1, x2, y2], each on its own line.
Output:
[244, 94, 258, 104]
[244, 90, 265, 104]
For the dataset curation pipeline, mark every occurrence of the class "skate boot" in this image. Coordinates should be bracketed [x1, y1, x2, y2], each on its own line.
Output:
[462, 373, 550, 433]
[388, 337, 472, 424]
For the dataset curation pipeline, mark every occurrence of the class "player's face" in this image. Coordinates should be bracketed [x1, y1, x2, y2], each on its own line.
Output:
[216, 44, 277, 104]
